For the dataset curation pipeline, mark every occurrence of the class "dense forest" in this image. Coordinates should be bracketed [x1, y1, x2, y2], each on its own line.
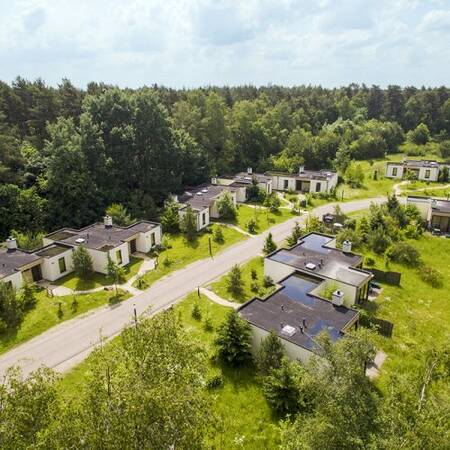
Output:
[1, 78, 450, 240]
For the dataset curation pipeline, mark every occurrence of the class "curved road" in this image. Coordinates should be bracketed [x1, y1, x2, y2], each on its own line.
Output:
[0, 197, 385, 378]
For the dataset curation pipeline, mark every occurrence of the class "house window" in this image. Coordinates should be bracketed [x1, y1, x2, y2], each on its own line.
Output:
[283, 179, 289, 190]
[150, 233, 156, 247]
[425, 169, 430, 178]
[58, 257, 67, 274]
[392, 167, 397, 176]
[202, 212, 206, 226]
[315, 182, 321, 192]
[116, 249, 123, 264]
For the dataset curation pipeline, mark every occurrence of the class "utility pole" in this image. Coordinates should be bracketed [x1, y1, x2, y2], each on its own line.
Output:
[133, 304, 138, 330]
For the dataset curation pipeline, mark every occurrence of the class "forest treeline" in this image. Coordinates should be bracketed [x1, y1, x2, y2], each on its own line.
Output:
[1, 78, 450, 239]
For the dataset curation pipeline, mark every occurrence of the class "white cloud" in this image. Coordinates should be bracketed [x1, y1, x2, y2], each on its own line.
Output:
[0, 0, 448, 87]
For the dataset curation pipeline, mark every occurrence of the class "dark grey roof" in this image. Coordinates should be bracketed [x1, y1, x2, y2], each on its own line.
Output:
[387, 160, 440, 168]
[46, 221, 159, 251]
[266, 169, 336, 181]
[35, 244, 72, 258]
[178, 183, 238, 211]
[239, 273, 359, 353]
[233, 172, 272, 184]
[268, 233, 371, 287]
[0, 248, 41, 278]
[431, 198, 450, 214]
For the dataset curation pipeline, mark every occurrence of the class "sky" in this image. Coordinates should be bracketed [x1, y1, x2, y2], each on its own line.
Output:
[0, 0, 449, 88]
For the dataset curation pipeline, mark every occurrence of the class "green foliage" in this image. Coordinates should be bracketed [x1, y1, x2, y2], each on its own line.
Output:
[10, 230, 44, 251]
[365, 256, 375, 266]
[191, 301, 202, 320]
[0, 282, 23, 330]
[255, 331, 285, 375]
[105, 254, 125, 295]
[304, 215, 324, 234]
[262, 358, 302, 416]
[180, 205, 197, 241]
[345, 162, 365, 188]
[250, 268, 258, 280]
[263, 232, 277, 254]
[336, 228, 362, 250]
[438, 164, 449, 182]
[439, 140, 450, 159]
[263, 193, 281, 212]
[216, 191, 237, 219]
[386, 242, 421, 267]
[263, 275, 275, 288]
[247, 218, 257, 233]
[407, 122, 430, 145]
[206, 371, 224, 389]
[105, 203, 132, 226]
[418, 266, 443, 288]
[215, 310, 252, 367]
[286, 221, 304, 246]
[227, 264, 244, 297]
[72, 245, 94, 280]
[212, 225, 224, 243]
[19, 280, 36, 310]
[369, 226, 392, 254]
[160, 198, 180, 233]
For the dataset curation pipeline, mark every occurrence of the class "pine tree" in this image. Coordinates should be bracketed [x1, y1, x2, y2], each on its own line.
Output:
[263, 232, 277, 255]
[180, 205, 197, 241]
[160, 198, 180, 233]
[227, 264, 244, 298]
[255, 331, 285, 375]
[286, 222, 304, 246]
[215, 310, 252, 366]
[72, 246, 94, 279]
[105, 255, 125, 296]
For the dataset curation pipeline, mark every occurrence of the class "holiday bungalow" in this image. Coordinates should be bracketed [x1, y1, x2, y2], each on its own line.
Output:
[407, 196, 450, 234]
[385, 159, 441, 181]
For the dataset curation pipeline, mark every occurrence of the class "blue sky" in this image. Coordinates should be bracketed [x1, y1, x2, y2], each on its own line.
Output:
[1, 0, 449, 88]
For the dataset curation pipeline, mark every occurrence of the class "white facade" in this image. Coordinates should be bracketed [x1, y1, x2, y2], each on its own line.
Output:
[386, 163, 440, 181]
[40, 248, 74, 282]
[249, 324, 314, 364]
[1, 271, 24, 290]
[385, 164, 404, 179]
[179, 206, 210, 232]
[210, 191, 237, 219]
[270, 172, 337, 193]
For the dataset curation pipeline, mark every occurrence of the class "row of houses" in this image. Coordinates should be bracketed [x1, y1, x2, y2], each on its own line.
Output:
[0, 216, 162, 290]
[385, 159, 449, 182]
[238, 232, 372, 363]
[175, 167, 338, 231]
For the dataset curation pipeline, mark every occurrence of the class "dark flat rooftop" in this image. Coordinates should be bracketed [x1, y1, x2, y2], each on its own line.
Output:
[431, 198, 450, 214]
[35, 244, 72, 258]
[46, 221, 159, 251]
[0, 248, 41, 278]
[239, 273, 359, 352]
[266, 169, 336, 181]
[178, 183, 238, 211]
[387, 160, 440, 168]
[233, 172, 272, 184]
[268, 233, 370, 287]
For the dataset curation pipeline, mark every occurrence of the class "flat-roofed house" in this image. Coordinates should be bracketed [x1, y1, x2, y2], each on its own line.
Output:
[177, 183, 238, 231]
[265, 232, 372, 306]
[238, 272, 359, 363]
[407, 196, 450, 233]
[216, 168, 273, 202]
[267, 166, 338, 194]
[385, 159, 440, 181]
[0, 217, 162, 291]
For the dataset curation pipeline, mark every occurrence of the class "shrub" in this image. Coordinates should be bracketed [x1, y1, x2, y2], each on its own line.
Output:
[407, 123, 430, 145]
[369, 226, 391, 254]
[216, 191, 237, 219]
[160, 198, 180, 232]
[191, 302, 202, 320]
[0, 318, 7, 335]
[250, 281, 260, 293]
[203, 314, 214, 332]
[227, 264, 244, 297]
[247, 218, 257, 234]
[263, 275, 274, 288]
[264, 193, 281, 213]
[403, 223, 422, 239]
[72, 246, 94, 279]
[206, 371, 224, 389]
[365, 257, 375, 267]
[263, 233, 277, 255]
[386, 242, 421, 267]
[20, 281, 36, 310]
[212, 226, 224, 244]
[161, 235, 172, 249]
[286, 222, 304, 247]
[250, 268, 258, 280]
[162, 256, 172, 267]
[255, 331, 285, 375]
[419, 266, 443, 288]
[180, 205, 197, 241]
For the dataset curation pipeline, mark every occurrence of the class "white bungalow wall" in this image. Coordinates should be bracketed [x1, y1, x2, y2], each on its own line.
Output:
[40, 248, 74, 282]
[264, 258, 295, 283]
[1, 271, 24, 290]
[385, 164, 404, 179]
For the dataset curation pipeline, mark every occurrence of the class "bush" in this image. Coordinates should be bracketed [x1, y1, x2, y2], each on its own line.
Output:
[162, 256, 172, 267]
[212, 226, 224, 244]
[0, 318, 7, 335]
[20, 281, 36, 310]
[247, 218, 257, 234]
[255, 331, 285, 375]
[203, 314, 214, 332]
[419, 267, 443, 288]
[263, 275, 274, 288]
[250, 268, 258, 280]
[407, 123, 430, 145]
[386, 242, 421, 267]
[72, 245, 94, 279]
[206, 372, 224, 389]
[161, 235, 172, 249]
[250, 281, 260, 293]
[365, 257, 375, 267]
[227, 264, 244, 297]
[191, 302, 202, 320]
[369, 226, 391, 254]
[216, 191, 237, 219]
[263, 233, 277, 255]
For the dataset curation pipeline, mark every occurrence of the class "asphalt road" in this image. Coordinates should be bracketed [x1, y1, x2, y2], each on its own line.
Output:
[0, 197, 385, 378]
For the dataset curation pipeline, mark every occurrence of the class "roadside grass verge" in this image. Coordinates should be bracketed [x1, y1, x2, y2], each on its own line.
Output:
[55, 256, 144, 291]
[134, 226, 246, 289]
[0, 288, 130, 355]
[57, 292, 280, 448]
[208, 256, 275, 303]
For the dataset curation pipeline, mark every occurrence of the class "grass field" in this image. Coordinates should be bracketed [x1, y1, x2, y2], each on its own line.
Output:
[208, 256, 275, 303]
[134, 226, 246, 289]
[57, 292, 280, 448]
[224, 204, 297, 234]
[0, 288, 130, 355]
[360, 234, 450, 392]
[56, 256, 144, 291]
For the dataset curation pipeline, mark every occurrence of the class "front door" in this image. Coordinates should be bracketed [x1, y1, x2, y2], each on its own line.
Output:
[130, 239, 137, 254]
[31, 264, 43, 282]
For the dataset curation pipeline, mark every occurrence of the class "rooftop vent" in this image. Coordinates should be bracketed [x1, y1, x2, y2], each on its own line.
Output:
[281, 325, 296, 337]
[247, 167, 253, 174]
[6, 237, 17, 251]
[305, 262, 316, 270]
[211, 177, 217, 185]
[431, 199, 438, 208]
[104, 215, 113, 228]
[201, 188, 208, 193]
[196, 191, 203, 196]
[184, 191, 193, 197]
[332, 290, 344, 306]
[342, 240, 352, 253]
[75, 238, 86, 244]
[299, 165, 305, 174]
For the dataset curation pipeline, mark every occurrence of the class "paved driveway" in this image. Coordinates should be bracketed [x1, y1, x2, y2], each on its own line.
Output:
[0, 197, 385, 378]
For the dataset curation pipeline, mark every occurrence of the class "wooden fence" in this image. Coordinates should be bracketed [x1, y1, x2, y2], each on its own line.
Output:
[365, 268, 401, 286]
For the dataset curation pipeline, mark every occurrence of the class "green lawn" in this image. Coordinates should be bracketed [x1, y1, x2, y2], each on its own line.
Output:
[134, 226, 246, 289]
[225, 204, 297, 234]
[359, 234, 450, 392]
[58, 292, 280, 448]
[56, 256, 144, 291]
[0, 288, 130, 355]
[208, 256, 276, 303]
